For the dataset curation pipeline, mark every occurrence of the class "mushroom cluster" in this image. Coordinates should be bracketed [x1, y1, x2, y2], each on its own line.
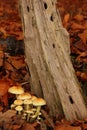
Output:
[8, 85, 46, 123]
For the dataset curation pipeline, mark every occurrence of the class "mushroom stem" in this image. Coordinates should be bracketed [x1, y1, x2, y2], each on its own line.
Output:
[24, 104, 30, 111]
[34, 106, 41, 117]
[16, 94, 19, 98]
[15, 106, 23, 115]
[30, 115, 36, 123]
[22, 113, 27, 120]
[27, 113, 30, 121]
[18, 111, 21, 115]
[25, 110, 34, 122]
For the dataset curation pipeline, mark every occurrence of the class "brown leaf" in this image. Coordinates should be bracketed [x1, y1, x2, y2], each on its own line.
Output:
[0, 27, 8, 38]
[0, 106, 3, 111]
[0, 51, 4, 67]
[82, 123, 87, 130]
[54, 124, 81, 130]
[73, 14, 84, 22]
[21, 123, 35, 130]
[12, 124, 21, 130]
[63, 13, 70, 28]
[5, 55, 25, 70]
[0, 110, 16, 122]
[78, 29, 87, 44]
[71, 22, 85, 30]
[80, 72, 87, 81]
[76, 52, 87, 62]
[76, 71, 87, 82]
[0, 79, 11, 106]
[70, 44, 81, 55]
[73, 40, 87, 52]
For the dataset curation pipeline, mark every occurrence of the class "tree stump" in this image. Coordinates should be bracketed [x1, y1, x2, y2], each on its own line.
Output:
[19, 0, 87, 121]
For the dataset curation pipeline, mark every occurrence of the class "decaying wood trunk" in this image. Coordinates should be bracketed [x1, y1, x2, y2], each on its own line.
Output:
[19, 0, 87, 121]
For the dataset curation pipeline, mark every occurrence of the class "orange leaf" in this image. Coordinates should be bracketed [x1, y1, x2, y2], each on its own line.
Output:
[71, 22, 85, 30]
[73, 14, 84, 22]
[21, 123, 35, 130]
[0, 78, 14, 106]
[76, 71, 87, 82]
[63, 13, 70, 24]
[63, 13, 70, 28]
[54, 124, 81, 130]
[0, 51, 4, 67]
[78, 29, 87, 44]
[12, 125, 21, 130]
[82, 123, 87, 130]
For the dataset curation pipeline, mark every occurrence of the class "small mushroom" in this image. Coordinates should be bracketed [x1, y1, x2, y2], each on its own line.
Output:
[31, 95, 37, 101]
[30, 115, 36, 123]
[22, 112, 27, 120]
[37, 112, 42, 121]
[10, 103, 16, 109]
[23, 99, 32, 111]
[15, 105, 23, 115]
[8, 86, 24, 98]
[33, 98, 46, 118]
[14, 99, 23, 106]
[17, 92, 31, 100]
[32, 108, 37, 113]
[25, 110, 34, 122]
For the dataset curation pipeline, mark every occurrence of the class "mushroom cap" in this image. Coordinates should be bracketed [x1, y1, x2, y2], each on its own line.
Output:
[10, 104, 16, 109]
[14, 99, 23, 105]
[17, 92, 31, 100]
[23, 99, 32, 105]
[33, 98, 46, 106]
[25, 110, 34, 114]
[31, 95, 37, 101]
[15, 105, 23, 111]
[32, 108, 37, 112]
[8, 86, 24, 95]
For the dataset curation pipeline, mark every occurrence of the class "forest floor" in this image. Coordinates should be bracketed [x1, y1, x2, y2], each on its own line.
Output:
[0, 0, 87, 130]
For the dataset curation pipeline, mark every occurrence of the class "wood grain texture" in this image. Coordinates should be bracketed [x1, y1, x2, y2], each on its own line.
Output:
[19, 0, 87, 121]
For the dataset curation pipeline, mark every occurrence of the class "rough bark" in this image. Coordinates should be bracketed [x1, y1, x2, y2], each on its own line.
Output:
[19, 0, 87, 121]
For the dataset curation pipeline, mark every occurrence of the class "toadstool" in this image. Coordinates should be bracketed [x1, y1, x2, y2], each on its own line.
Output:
[25, 110, 34, 122]
[8, 85, 24, 98]
[15, 105, 23, 115]
[14, 99, 23, 106]
[17, 92, 31, 100]
[31, 95, 37, 101]
[10, 103, 16, 109]
[23, 99, 32, 111]
[32, 98, 46, 117]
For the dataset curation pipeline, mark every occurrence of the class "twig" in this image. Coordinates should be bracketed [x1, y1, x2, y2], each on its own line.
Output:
[41, 109, 55, 128]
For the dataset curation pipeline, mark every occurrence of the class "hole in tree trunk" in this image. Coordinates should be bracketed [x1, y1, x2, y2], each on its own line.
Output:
[44, 2, 48, 9]
[52, 44, 55, 48]
[27, 6, 30, 12]
[50, 15, 54, 22]
[69, 96, 74, 104]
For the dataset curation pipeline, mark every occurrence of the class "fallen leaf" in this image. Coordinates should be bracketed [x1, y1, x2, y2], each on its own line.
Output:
[82, 123, 87, 130]
[73, 14, 84, 21]
[70, 44, 81, 55]
[71, 22, 85, 30]
[0, 110, 16, 122]
[12, 124, 21, 130]
[0, 51, 4, 67]
[63, 13, 70, 28]
[5, 55, 25, 70]
[54, 124, 81, 130]
[0, 77, 14, 106]
[78, 29, 87, 44]
[76, 71, 87, 82]
[21, 123, 35, 130]
[73, 40, 87, 52]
